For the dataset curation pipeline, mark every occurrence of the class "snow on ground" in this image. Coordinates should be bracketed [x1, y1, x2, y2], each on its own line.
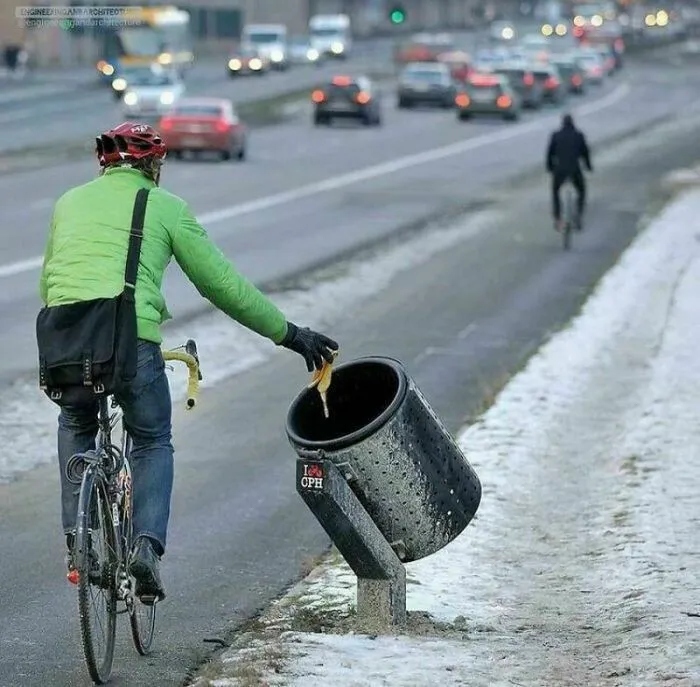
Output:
[0, 209, 497, 482]
[196, 189, 700, 686]
[3, 101, 700, 482]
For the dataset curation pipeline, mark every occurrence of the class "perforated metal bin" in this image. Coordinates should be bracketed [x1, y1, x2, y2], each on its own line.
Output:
[286, 356, 481, 562]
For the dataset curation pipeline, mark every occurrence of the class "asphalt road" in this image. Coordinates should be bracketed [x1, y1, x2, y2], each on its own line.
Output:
[0, 31, 480, 153]
[1, 45, 699, 386]
[1, 45, 700, 687]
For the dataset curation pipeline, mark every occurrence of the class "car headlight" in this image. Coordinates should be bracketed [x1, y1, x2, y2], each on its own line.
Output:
[228, 58, 242, 70]
[331, 42, 344, 54]
[307, 48, 320, 61]
[112, 77, 126, 91]
[501, 27, 515, 39]
[250, 58, 262, 69]
[158, 52, 172, 65]
[160, 91, 174, 105]
[123, 92, 138, 106]
[270, 49, 284, 62]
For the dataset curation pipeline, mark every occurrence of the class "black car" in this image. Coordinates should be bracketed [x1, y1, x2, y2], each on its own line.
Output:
[397, 61, 456, 109]
[493, 64, 544, 108]
[312, 75, 382, 126]
[550, 56, 586, 94]
[532, 64, 566, 104]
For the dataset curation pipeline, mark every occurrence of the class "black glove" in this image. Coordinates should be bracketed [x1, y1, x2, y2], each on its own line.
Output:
[280, 322, 338, 372]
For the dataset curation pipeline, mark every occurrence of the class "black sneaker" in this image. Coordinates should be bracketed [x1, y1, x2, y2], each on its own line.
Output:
[129, 537, 166, 604]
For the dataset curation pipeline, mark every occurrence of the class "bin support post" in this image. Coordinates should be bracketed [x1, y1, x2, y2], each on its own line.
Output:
[296, 457, 406, 629]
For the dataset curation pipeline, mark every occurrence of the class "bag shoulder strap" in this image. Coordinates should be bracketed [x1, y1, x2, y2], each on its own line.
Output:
[123, 187, 150, 297]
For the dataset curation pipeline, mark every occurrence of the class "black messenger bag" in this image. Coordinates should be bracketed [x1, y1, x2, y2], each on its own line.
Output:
[36, 188, 150, 406]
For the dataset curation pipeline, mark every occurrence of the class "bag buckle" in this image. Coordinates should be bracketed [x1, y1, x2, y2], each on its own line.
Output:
[82, 353, 93, 387]
[39, 356, 48, 390]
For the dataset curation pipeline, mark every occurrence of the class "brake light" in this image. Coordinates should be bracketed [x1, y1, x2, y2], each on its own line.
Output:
[160, 117, 173, 130]
[545, 76, 559, 89]
[455, 93, 470, 107]
[523, 73, 534, 86]
[331, 75, 351, 86]
[215, 119, 230, 133]
[311, 89, 326, 103]
[355, 91, 371, 105]
[470, 74, 499, 87]
[496, 94, 512, 108]
[571, 74, 582, 86]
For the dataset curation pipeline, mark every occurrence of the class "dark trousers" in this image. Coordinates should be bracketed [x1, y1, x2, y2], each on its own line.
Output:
[552, 169, 585, 220]
[57, 341, 173, 555]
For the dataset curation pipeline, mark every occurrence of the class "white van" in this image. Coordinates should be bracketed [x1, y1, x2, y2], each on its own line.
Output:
[241, 23, 289, 70]
[309, 14, 352, 58]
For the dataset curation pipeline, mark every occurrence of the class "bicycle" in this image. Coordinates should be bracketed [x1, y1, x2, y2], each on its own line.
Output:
[560, 181, 580, 251]
[64, 340, 202, 685]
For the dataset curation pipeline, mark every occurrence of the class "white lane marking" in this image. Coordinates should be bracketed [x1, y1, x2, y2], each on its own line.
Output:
[0, 83, 631, 280]
[0, 256, 43, 277]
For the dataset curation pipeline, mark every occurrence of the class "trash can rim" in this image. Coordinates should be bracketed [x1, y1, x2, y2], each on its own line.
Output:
[285, 356, 408, 452]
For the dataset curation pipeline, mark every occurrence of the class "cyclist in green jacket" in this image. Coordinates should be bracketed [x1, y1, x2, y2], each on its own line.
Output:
[40, 122, 338, 602]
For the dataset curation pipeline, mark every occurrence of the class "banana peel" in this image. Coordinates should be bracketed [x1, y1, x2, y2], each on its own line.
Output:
[308, 349, 339, 418]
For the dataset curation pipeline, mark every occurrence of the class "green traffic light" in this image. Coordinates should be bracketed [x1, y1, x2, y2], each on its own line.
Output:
[390, 9, 406, 24]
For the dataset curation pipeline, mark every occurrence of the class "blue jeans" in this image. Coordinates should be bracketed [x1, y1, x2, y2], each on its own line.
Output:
[57, 341, 173, 555]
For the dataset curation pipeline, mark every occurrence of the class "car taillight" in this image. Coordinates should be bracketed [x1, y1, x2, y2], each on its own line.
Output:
[545, 76, 559, 89]
[160, 117, 173, 130]
[455, 93, 470, 107]
[571, 74, 582, 86]
[523, 73, 534, 86]
[311, 89, 326, 103]
[496, 94, 512, 108]
[215, 119, 230, 133]
[355, 91, 371, 104]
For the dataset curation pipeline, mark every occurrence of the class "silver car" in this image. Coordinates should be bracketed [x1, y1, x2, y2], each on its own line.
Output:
[397, 61, 457, 109]
[288, 36, 323, 65]
[122, 70, 186, 117]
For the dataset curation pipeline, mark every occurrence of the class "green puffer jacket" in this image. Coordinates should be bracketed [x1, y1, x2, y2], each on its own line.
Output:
[39, 166, 288, 345]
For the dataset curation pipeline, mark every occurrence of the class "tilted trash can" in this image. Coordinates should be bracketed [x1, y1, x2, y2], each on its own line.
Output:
[286, 356, 481, 563]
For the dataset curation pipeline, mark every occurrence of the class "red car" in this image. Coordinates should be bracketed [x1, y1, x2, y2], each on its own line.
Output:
[158, 98, 247, 161]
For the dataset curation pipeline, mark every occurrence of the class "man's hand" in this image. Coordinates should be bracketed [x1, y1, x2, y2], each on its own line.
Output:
[280, 322, 339, 372]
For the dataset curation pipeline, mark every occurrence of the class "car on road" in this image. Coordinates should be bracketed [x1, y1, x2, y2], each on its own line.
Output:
[532, 64, 566, 103]
[158, 98, 247, 161]
[492, 63, 545, 108]
[397, 61, 457, 109]
[288, 36, 322, 65]
[455, 72, 521, 121]
[573, 49, 606, 84]
[490, 20, 517, 42]
[122, 69, 185, 117]
[311, 75, 382, 126]
[111, 65, 162, 100]
[227, 47, 270, 76]
[549, 54, 587, 94]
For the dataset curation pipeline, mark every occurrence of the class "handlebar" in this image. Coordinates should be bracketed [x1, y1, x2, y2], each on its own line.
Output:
[162, 340, 202, 409]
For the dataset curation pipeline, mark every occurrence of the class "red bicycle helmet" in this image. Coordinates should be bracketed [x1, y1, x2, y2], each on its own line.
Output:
[95, 121, 166, 167]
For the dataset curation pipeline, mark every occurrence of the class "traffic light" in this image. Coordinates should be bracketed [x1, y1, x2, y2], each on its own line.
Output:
[389, 5, 406, 24]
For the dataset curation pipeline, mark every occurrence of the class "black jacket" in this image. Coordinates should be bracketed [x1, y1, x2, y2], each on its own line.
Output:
[546, 124, 592, 175]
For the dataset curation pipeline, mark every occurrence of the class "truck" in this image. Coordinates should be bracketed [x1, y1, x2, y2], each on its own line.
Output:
[241, 23, 289, 70]
[308, 14, 352, 59]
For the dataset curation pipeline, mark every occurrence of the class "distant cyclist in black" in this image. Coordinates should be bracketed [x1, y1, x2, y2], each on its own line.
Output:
[546, 114, 592, 231]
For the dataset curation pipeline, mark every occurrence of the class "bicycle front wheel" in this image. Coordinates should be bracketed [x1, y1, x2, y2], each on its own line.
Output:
[129, 597, 156, 655]
[120, 447, 157, 656]
[75, 465, 118, 684]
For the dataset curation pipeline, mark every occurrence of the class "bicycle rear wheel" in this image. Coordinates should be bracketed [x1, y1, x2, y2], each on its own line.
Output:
[562, 187, 574, 251]
[75, 465, 118, 684]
